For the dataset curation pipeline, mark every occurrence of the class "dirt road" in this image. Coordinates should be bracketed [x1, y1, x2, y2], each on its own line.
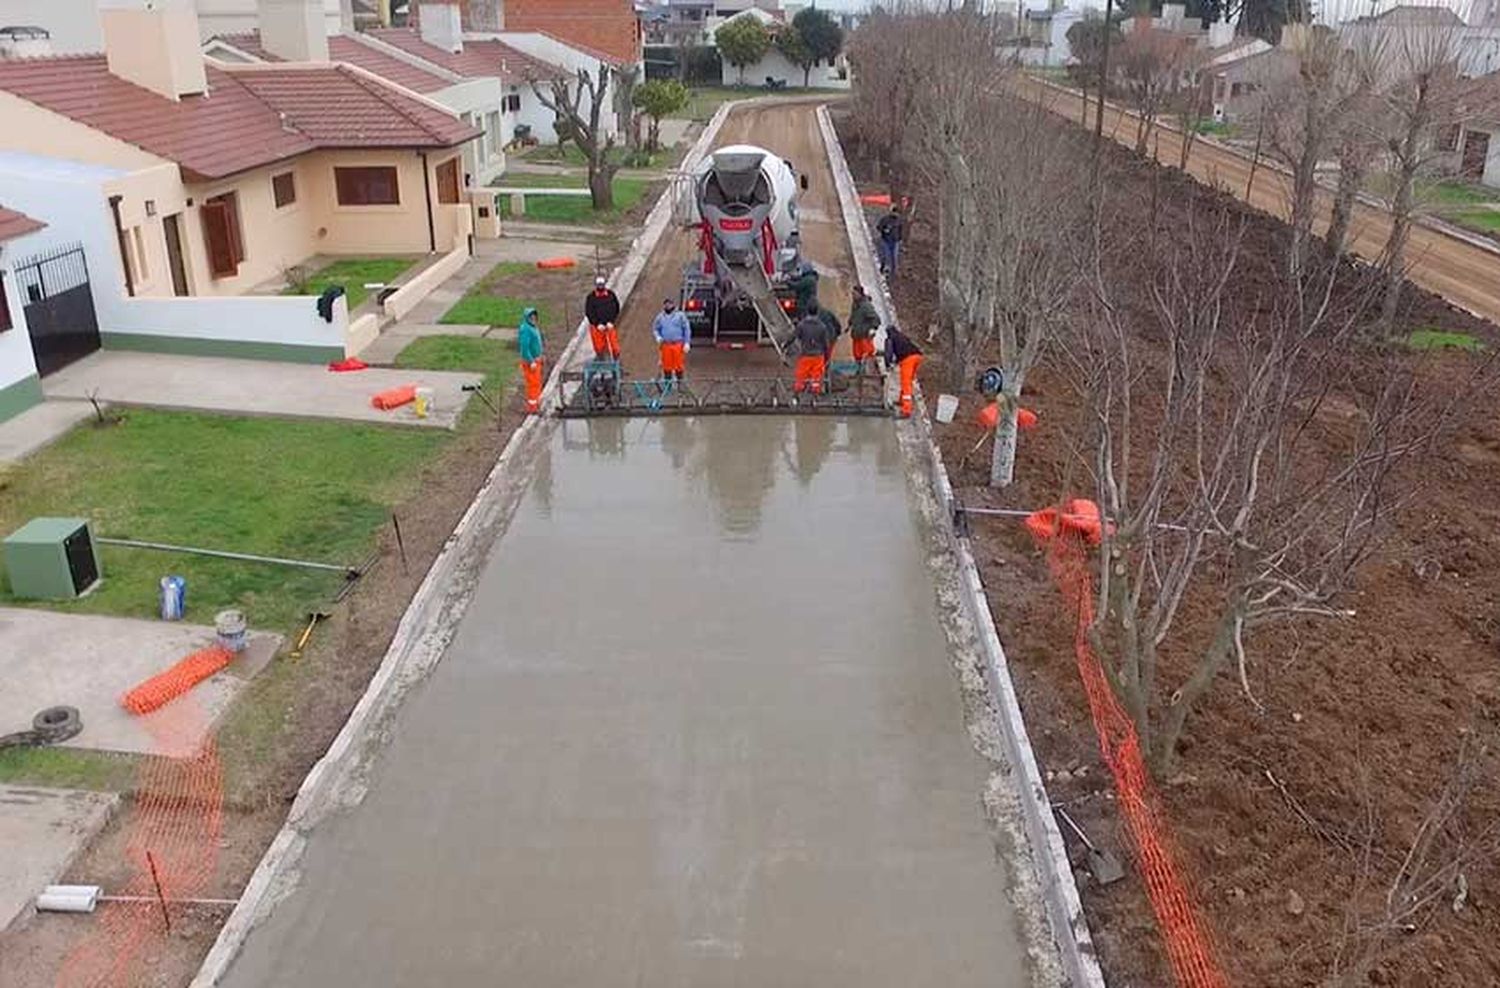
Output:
[617, 101, 859, 376]
[1018, 77, 1500, 325]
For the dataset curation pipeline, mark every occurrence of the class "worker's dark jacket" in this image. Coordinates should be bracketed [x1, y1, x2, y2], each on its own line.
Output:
[818, 308, 842, 339]
[884, 327, 922, 367]
[848, 296, 880, 339]
[796, 314, 835, 357]
[585, 289, 620, 325]
[876, 213, 905, 244]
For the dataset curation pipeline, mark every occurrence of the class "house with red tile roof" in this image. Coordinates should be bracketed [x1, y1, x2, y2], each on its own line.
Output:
[0, 0, 480, 368]
[0, 205, 49, 423]
[499, 0, 643, 67]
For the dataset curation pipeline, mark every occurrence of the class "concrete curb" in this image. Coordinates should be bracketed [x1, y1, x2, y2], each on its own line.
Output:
[816, 104, 1106, 988]
[188, 100, 742, 988]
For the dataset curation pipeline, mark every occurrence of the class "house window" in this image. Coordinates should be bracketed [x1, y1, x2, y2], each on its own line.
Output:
[272, 170, 297, 208]
[436, 158, 461, 205]
[0, 272, 11, 332]
[505, 93, 521, 113]
[200, 192, 245, 279]
[1438, 124, 1462, 152]
[335, 166, 400, 206]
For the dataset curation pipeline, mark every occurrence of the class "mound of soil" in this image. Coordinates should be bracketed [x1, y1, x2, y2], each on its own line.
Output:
[836, 110, 1500, 988]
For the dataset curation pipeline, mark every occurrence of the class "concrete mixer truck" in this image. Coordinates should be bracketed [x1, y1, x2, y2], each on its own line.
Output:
[673, 145, 809, 359]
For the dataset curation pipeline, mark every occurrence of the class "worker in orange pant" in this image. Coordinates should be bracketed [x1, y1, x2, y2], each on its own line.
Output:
[883, 323, 923, 418]
[518, 307, 544, 413]
[793, 301, 835, 395]
[584, 275, 621, 361]
[848, 284, 880, 367]
[652, 297, 691, 381]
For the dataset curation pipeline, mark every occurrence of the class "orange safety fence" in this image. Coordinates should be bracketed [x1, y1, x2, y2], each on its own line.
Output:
[119, 646, 234, 715]
[371, 385, 417, 411]
[1029, 502, 1230, 988]
[57, 699, 224, 988]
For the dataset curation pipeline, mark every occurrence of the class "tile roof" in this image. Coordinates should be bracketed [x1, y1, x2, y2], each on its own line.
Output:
[0, 55, 480, 182]
[366, 28, 566, 82]
[0, 205, 45, 244]
[503, 0, 642, 65]
[210, 31, 282, 62]
[329, 35, 454, 93]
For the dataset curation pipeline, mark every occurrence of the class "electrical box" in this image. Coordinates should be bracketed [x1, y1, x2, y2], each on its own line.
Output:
[4, 518, 100, 600]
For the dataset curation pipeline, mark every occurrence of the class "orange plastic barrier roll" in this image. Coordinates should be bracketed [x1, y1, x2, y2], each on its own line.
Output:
[371, 384, 417, 410]
[536, 257, 577, 270]
[1023, 498, 1111, 545]
[860, 193, 893, 207]
[120, 647, 234, 715]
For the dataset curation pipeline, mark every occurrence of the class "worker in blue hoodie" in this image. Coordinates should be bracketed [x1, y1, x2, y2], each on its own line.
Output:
[518, 307, 544, 413]
[652, 297, 692, 381]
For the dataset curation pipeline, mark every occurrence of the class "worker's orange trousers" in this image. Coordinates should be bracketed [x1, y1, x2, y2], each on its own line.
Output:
[794, 354, 826, 394]
[897, 353, 923, 417]
[520, 358, 544, 413]
[589, 322, 620, 360]
[659, 341, 686, 377]
[851, 336, 876, 362]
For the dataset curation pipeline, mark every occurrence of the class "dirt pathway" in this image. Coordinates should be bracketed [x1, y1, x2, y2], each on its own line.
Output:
[1017, 77, 1500, 326]
[616, 102, 860, 377]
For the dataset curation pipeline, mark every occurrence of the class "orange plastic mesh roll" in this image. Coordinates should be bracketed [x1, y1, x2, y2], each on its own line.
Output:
[120, 647, 233, 716]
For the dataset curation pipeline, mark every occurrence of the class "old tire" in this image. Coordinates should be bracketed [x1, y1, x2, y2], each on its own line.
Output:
[32, 706, 82, 744]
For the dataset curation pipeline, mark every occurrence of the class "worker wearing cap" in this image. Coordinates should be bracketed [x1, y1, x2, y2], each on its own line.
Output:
[652, 297, 692, 382]
[584, 275, 621, 361]
[883, 323, 923, 418]
[793, 300, 835, 395]
[848, 285, 880, 366]
[518, 307, 544, 414]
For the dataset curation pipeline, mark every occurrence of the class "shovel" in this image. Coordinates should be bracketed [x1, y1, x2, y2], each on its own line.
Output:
[1054, 805, 1126, 887]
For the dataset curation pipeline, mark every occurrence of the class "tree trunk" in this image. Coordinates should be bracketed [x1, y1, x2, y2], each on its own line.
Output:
[1379, 161, 1417, 337]
[588, 164, 615, 211]
[989, 397, 1019, 487]
[1149, 603, 1241, 777]
[648, 117, 661, 152]
[1326, 156, 1361, 258]
[803, 65, 812, 88]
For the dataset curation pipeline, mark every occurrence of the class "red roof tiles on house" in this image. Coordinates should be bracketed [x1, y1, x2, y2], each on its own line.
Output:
[210, 31, 283, 62]
[0, 55, 479, 182]
[504, 0, 641, 66]
[366, 28, 565, 83]
[329, 35, 453, 93]
[0, 206, 45, 244]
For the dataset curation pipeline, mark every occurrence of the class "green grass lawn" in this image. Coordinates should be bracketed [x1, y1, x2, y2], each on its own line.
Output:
[520, 144, 668, 169]
[0, 410, 445, 790]
[1446, 206, 1500, 233]
[1195, 120, 1233, 137]
[1405, 328, 1487, 351]
[396, 336, 518, 429]
[285, 257, 419, 309]
[440, 261, 549, 327]
[511, 177, 650, 224]
[680, 84, 847, 121]
[1428, 181, 1497, 208]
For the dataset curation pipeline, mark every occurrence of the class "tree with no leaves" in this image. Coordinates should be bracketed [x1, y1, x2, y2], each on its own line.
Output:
[1117, 27, 1196, 156]
[528, 63, 619, 211]
[716, 16, 772, 86]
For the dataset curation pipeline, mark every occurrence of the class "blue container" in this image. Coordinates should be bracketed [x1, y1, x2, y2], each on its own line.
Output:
[158, 576, 186, 621]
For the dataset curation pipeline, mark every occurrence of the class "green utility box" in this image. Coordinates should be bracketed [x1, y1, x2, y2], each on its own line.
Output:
[4, 517, 101, 600]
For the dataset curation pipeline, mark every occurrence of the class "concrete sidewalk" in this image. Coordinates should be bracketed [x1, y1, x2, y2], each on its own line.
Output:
[43, 352, 480, 430]
[0, 401, 95, 464]
[0, 786, 117, 933]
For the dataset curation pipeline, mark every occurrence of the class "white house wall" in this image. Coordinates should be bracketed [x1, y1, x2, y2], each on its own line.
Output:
[0, 0, 343, 54]
[0, 228, 45, 421]
[491, 32, 622, 139]
[437, 77, 509, 184]
[720, 48, 844, 88]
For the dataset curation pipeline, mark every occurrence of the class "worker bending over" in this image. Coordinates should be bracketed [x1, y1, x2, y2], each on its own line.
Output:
[884, 323, 923, 418]
[794, 300, 836, 395]
[518, 307, 544, 414]
[848, 285, 880, 367]
[584, 275, 621, 362]
[652, 297, 691, 382]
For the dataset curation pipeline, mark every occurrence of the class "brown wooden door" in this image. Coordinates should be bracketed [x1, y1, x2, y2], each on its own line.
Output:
[164, 214, 190, 296]
[1462, 129, 1490, 180]
[436, 158, 461, 204]
[200, 194, 244, 278]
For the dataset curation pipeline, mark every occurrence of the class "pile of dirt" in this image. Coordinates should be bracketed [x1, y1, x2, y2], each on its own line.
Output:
[836, 110, 1500, 987]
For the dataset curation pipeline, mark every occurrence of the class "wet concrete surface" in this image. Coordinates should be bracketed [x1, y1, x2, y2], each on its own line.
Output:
[221, 416, 1032, 987]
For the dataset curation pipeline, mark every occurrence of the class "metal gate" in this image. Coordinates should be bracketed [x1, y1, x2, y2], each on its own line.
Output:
[14, 242, 100, 377]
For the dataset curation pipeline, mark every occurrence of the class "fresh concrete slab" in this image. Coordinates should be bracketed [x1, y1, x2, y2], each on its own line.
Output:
[0, 401, 95, 464]
[0, 785, 118, 933]
[220, 419, 1034, 987]
[0, 608, 279, 757]
[42, 353, 479, 430]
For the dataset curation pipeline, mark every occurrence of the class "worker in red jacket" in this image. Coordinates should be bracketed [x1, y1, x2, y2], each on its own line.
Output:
[584, 275, 621, 361]
[883, 324, 923, 418]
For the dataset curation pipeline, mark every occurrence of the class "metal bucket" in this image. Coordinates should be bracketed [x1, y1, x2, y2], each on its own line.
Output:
[214, 609, 248, 653]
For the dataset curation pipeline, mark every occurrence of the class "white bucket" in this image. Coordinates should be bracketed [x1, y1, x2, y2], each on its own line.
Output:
[215, 609, 248, 653]
[934, 394, 959, 424]
[414, 387, 435, 419]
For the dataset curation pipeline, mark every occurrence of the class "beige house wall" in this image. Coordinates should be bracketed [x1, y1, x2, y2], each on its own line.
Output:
[0, 90, 165, 172]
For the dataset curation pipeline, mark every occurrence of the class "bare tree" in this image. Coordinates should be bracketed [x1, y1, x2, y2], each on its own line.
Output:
[529, 63, 619, 210]
[1368, 18, 1485, 335]
[1117, 27, 1193, 156]
[1071, 191, 1461, 777]
[1173, 45, 1210, 171]
[1325, 35, 1389, 258]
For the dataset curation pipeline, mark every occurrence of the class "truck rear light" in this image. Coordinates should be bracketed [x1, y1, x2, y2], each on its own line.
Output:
[685, 298, 704, 311]
[779, 298, 796, 312]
